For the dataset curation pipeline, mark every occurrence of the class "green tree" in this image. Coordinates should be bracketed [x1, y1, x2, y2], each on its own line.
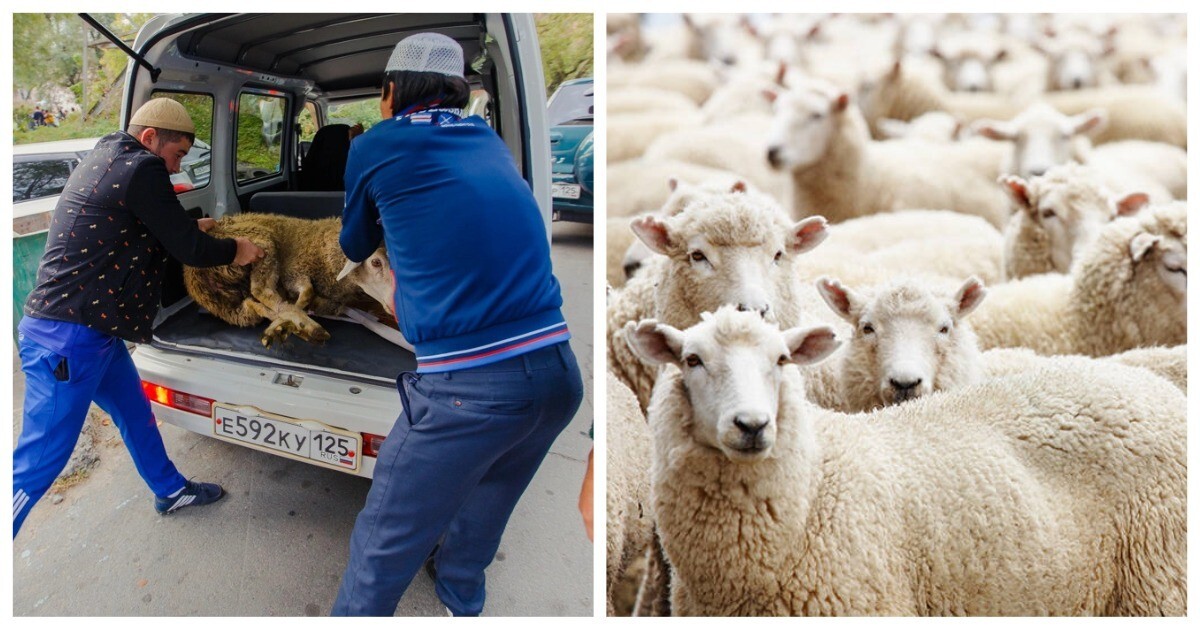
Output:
[535, 14, 593, 94]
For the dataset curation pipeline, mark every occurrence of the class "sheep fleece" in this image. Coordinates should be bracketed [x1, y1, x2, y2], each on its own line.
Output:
[651, 360, 1186, 615]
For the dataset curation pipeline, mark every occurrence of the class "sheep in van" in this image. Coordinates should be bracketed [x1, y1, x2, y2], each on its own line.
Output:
[183, 213, 394, 346]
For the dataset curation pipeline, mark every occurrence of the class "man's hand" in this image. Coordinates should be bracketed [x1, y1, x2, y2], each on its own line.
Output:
[233, 237, 266, 266]
[197, 217, 218, 233]
[579, 448, 594, 541]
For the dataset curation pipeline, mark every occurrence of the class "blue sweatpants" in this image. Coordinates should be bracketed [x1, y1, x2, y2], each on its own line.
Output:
[332, 342, 584, 616]
[13, 334, 188, 537]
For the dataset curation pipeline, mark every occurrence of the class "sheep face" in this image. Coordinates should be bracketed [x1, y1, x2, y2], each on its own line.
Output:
[1038, 33, 1104, 90]
[337, 247, 394, 315]
[935, 49, 1006, 93]
[1000, 167, 1146, 274]
[631, 196, 827, 323]
[974, 104, 1105, 179]
[818, 277, 986, 409]
[1127, 212, 1187, 304]
[765, 87, 849, 171]
[629, 308, 838, 461]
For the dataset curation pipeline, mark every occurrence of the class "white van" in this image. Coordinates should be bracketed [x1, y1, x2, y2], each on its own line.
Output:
[110, 13, 551, 478]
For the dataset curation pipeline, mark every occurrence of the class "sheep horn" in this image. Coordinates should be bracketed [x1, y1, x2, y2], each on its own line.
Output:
[336, 259, 361, 282]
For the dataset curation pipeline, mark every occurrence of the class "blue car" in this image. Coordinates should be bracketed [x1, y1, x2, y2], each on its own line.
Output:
[547, 77, 594, 223]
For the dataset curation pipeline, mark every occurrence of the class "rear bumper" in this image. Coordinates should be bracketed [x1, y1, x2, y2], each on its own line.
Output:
[134, 344, 402, 479]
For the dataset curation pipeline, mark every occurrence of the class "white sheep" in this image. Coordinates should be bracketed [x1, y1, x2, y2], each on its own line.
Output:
[859, 61, 1187, 148]
[808, 276, 987, 412]
[607, 188, 825, 409]
[764, 82, 1011, 227]
[971, 103, 1186, 199]
[982, 345, 1186, 393]
[608, 111, 703, 163]
[608, 59, 721, 105]
[998, 163, 1150, 280]
[630, 306, 1185, 616]
[971, 201, 1186, 356]
[607, 158, 747, 218]
[608, 87, 699, 116]
[876, 112, 963, 142]
[606, 372, 654, 616]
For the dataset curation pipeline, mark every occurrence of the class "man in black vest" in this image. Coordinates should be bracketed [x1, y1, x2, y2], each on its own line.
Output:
[13, 98, 265, 537]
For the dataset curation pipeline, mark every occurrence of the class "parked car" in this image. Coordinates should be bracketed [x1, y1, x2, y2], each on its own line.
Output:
[110, 12, 551, 478]
[547, 77, 594, 223]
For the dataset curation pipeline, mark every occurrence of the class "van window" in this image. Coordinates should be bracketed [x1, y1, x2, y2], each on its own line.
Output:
[237, 92, 287, 183]
[13, 157, 77, 202]
[328, 98, 382, 131]
[150, 91, 214, 191]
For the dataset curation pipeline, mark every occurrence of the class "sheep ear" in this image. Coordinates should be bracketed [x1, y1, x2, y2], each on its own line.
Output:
[627, 319, 684, 366]
[730, 180, 749, 194]
[998, 175, 1034, 214]
[762, 88, 779, 104]
[928, 46, 945, 61]
[888, 60, 903, 79]
[815, 277, 859, 322]
[953, 276, 987, 319]
[1113, 192, 1150, 218]
[668, 177, 679, 192]
[774, 61, 788, 86]
[630, 215, 674, 255]
[877, 118, 910, 139]
[972, 119, 1016, 141]
[1129, 233, 1161, 263]
[787, 216, 829, 254]
[1070, 109, 1107, 137]
[336, 259, 360, 282]
[993, 48, 1009, 63]
[783, 325, 840, 366]
[832, 93, 850, 113]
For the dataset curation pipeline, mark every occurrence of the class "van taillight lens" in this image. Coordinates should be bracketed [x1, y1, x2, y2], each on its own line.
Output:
[362, 433, 386, 458]
[141, 381, 215, 416]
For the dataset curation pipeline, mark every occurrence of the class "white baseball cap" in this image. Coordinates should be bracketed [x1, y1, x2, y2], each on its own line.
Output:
[385, 32, 465, 78]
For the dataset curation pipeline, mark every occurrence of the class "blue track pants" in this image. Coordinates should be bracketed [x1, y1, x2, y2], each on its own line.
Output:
[332, 341, 584, 616]
[13, 334, 188, 537]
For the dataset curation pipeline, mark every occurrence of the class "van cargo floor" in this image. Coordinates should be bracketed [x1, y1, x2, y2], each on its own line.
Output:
[149, 302, 416, 385]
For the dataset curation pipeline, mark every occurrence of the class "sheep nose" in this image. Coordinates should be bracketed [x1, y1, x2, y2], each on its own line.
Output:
[890, 377, 922, 392]
[733, 416, 768, 438]
[721, 55, 736, 66]
[623, 261, 642, 280]
[736, 303, 770, 317]
[1029, 166, 1047, 177]
[767, 147, 783, 169]
[1072, 77, 1083, 89]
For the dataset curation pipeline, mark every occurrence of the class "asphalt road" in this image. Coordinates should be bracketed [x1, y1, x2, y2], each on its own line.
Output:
[12, 220, 596, 617]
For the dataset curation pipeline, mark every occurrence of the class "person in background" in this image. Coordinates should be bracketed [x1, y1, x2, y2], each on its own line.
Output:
[332, 33, 584, 616]
[13, 98, 265, 537]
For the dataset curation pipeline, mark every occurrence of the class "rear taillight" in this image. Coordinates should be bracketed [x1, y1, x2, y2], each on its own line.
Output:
[141, 381, 215, 416]
[172, 182, 194, 194]
[362, 433, 387, 458]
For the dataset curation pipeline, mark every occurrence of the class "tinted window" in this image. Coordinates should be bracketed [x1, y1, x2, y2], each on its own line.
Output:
[547, 82, 594, 126]
[13, 158, 76, 202]
[237, 93, 287, 183]
[151, 91, 215, 191]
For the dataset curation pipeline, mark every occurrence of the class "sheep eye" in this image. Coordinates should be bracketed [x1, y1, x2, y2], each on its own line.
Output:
[371, 258, 383, 268]
[777, 354, 789, 366]
[685, 354, 703, 368]
[810, 112, 823, 121]
[1165, 265, 1186, 276]
[939, 324, 950, 334]
[862, 323, 875, 334]
[774, 250, 783, 262]
[1040, 209, 1056, 220]
[689, 250, 707, 263]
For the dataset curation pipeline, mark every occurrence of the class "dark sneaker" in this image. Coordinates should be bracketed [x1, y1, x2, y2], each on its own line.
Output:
[154, 480, 226, 514]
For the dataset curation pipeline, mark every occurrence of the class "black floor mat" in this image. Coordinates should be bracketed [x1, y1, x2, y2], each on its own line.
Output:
[150, 302, 416, 384]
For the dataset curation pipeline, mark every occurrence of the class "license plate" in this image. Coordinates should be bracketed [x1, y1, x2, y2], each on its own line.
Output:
[212, 404, 360, 472]
[194, 164, 210, 177]
[551, 183, 581, 199]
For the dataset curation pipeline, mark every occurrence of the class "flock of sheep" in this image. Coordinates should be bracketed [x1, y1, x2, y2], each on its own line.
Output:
[604, 13, 1187, 617]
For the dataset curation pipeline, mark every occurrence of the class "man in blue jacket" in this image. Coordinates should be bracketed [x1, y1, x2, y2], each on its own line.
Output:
[13, 98, 265, 537]
[333, 33, 584, 616]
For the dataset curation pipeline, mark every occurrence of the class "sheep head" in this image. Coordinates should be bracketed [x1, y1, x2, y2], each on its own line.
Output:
[336, 247, 394, 315]
[817, 276, 986, 410]
[764, 82, 851, 171]
[972, 103, 1105, 179]
[999, 165, 1146, 274]
[629, 306, 838, 462]
[630, 189, 826, 327]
